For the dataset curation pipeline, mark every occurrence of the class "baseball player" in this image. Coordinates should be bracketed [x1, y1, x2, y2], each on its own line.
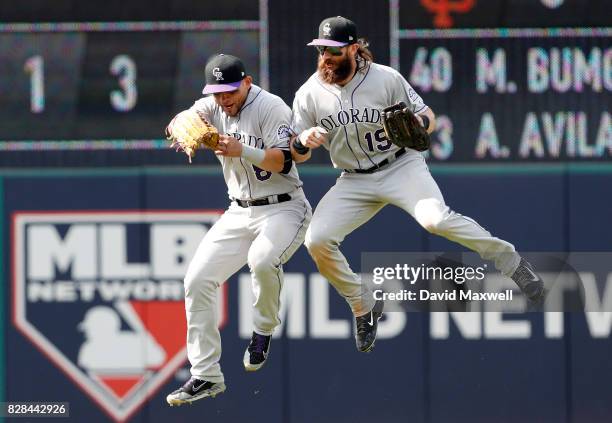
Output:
[165, 54, 312, 405]
[290, 16, 544, 352]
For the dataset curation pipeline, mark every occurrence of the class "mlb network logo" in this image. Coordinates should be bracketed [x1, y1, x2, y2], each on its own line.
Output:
[12, 210, 227, 422]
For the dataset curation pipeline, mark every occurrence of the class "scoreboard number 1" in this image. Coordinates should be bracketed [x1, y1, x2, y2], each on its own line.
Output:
[24, 55, 45, 113]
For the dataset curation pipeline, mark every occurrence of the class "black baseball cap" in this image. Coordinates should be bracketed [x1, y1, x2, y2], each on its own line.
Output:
[307, 16, 357, 47]
[202, 54, 246, 94]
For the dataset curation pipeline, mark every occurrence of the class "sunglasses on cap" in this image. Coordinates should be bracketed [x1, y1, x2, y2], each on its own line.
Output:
[315, 46, 344, 56]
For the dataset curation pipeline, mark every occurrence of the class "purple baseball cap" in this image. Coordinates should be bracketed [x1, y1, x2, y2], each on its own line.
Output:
[202, 54, 246, 94]
[307, 16, 357, 47]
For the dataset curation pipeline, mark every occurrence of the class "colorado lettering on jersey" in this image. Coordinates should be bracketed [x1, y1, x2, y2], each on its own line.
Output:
[227, 132, 264, 149]
[193, 84, 301, 199]
[318, 107, 382, 132]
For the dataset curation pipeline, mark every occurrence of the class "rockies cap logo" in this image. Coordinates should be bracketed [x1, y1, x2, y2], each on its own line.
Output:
[323, 22, 331, 36]
[212, 67, 224, 81]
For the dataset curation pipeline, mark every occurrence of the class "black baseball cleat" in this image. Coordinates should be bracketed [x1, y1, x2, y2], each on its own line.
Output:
[511, 258, 545, 302]
[166, 377, 226, 406]
[355, 299, 384, 353]
[243, 332, 271, 371]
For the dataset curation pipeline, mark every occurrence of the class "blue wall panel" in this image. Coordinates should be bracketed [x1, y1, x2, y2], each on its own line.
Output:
[569, 314, 612, 423]
[428, 173, 566, 252]
[568, 173, 612, 251]
[428, 316, 567, 423]
[2, 167, 611, 423]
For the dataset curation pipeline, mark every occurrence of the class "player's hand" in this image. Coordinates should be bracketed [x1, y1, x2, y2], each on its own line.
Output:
[215, 135, 242, 157]
[298, 126, 328, 149]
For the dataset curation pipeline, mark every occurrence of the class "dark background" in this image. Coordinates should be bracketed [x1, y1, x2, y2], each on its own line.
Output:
[0, 0, 609, 166]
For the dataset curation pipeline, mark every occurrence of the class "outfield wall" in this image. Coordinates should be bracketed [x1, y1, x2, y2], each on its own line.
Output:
[1, 164, 611, 422]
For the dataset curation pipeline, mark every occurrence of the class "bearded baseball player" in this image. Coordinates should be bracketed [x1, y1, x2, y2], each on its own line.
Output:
[290, 16, 544, 353]
[165, 54, 312, 405]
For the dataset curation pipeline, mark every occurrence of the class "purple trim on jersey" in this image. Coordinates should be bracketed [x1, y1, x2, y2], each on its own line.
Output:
[350, 64, 377, 168]
[238, 157, 253, 198]
[313, 77, 363, 169]
[202, 81, 242, 94]
[307, 39, 347, 47]
[236, 86, 262, 120]
[415, 105, 429, 114]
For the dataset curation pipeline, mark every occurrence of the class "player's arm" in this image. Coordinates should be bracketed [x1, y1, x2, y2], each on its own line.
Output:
[394, 71, 436, 134]
[290, 126, 328, 163]
[290, 135, 311, 163]
[215, 135, 291, 173]
[248, 100, 297, 173]
[290, 91, 328, 163]
[416, 107, 436, 134]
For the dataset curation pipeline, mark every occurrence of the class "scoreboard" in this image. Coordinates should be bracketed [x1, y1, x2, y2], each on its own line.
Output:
[395, 28, 612, 161]
[0, 20, 265, 165]
[0, 16, 609, 165]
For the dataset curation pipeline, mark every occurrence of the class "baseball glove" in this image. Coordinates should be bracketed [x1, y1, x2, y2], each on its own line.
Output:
[381, 102, 430, 152]
[166, 109, 219, 163]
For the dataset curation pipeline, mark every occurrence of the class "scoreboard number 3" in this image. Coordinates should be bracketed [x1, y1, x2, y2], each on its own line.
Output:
[110, 54, 138, 112]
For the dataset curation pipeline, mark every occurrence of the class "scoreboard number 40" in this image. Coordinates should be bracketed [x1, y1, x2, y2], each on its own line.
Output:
[409, 47, 453, 93]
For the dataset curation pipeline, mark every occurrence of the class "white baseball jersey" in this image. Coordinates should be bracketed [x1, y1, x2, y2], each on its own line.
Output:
[181, 83, 313, 384]
[192, 84, 302, 200]
[292, 62, 428, 170]
[294, 61, 521, 319]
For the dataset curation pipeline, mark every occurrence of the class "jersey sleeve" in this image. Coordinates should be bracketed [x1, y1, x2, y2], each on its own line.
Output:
[390, 71, 428, 114]
[190, 97, 217, 122]
[260, 98, 294, 149]
[290, 87, 317, 135]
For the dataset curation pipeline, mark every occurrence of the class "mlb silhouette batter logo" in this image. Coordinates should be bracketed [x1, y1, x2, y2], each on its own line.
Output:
[77, 303, 165, 374]
[12, 210, 227, 422]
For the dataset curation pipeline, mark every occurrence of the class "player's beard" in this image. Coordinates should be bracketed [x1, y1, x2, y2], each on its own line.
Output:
[317, 54, 354, 84]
